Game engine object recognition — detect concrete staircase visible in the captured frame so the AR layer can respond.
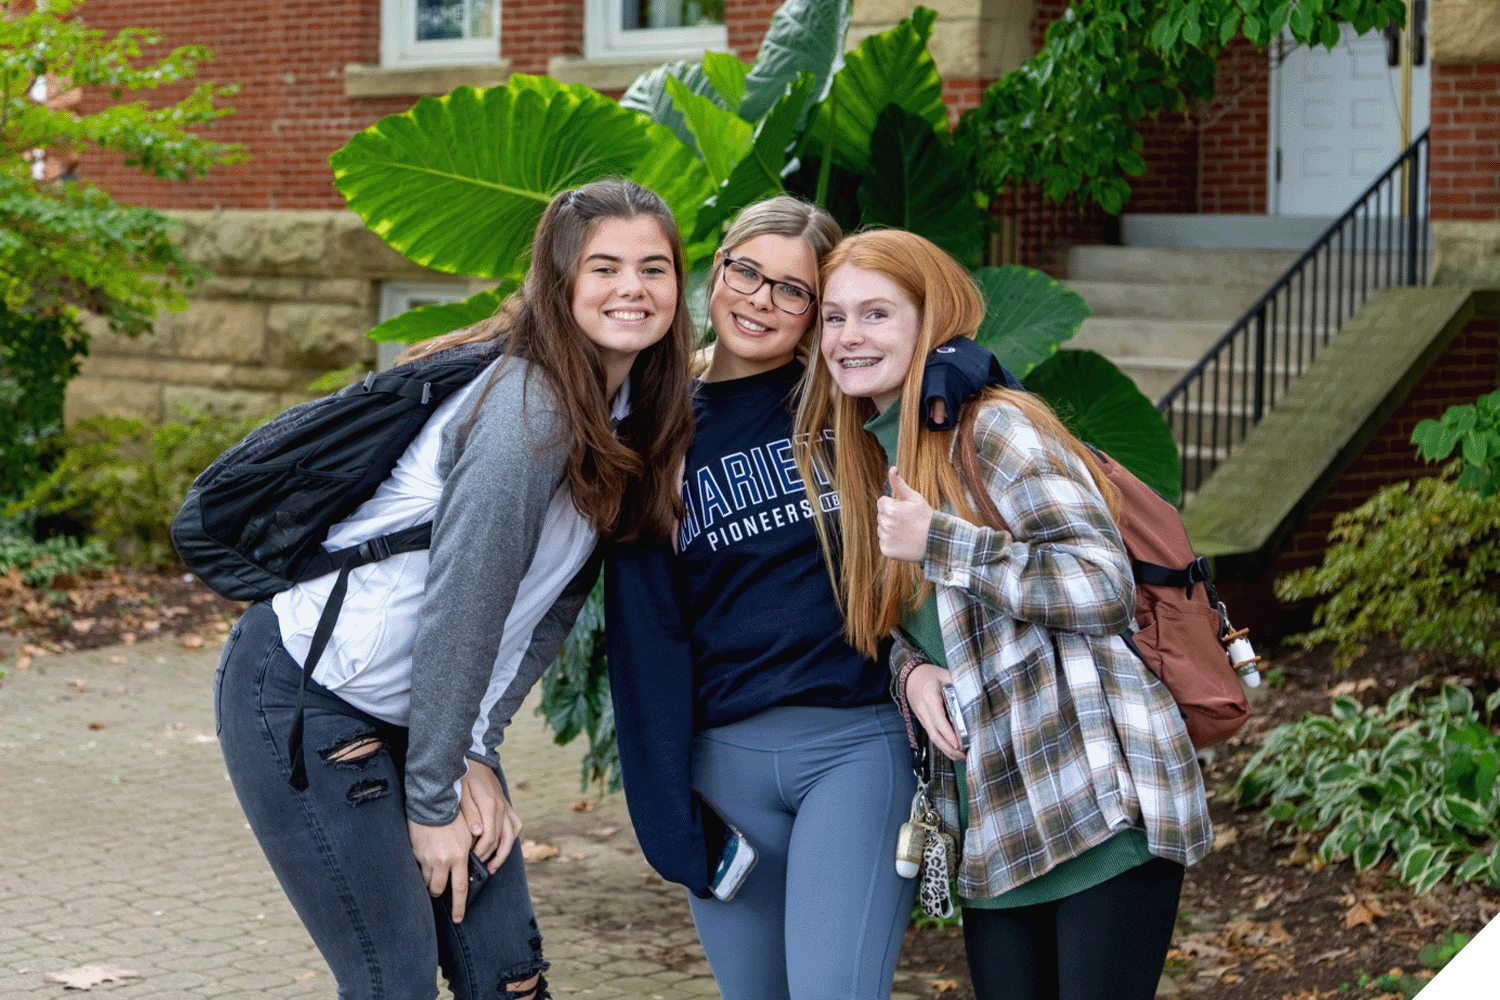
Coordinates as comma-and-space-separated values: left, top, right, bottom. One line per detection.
1065, 246, 1304, 402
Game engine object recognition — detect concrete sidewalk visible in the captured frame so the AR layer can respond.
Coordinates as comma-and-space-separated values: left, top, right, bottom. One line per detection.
0, 637, 932, 999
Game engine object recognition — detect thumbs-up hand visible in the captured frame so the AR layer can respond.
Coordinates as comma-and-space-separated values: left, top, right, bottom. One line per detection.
877, 467, 934, 564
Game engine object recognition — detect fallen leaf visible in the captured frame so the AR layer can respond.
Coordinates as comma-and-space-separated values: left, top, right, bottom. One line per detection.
588, 826, 619, 838
70, 618, 95, 634
1342, 900, 1378, 929
108, 655, 124, 664
932, 979, 958, 994
15, 655, 30, 669
1287, 841, 1312, 866
521, 840, 559, 861
1213, 826, 1239, 851
571, 799, 593, 812
88, 721, 105, 731
181, 635, 204, 650
1253, 891, 1279, 910
120, 633, 135, 645
1327, 678, 1377, 697
1310, 947, 1351, 963
294, 970, 320, 981
43, 964, 141, 989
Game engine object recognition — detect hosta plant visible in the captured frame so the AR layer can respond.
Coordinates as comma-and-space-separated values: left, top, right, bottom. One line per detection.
1234, 680, 1500, 893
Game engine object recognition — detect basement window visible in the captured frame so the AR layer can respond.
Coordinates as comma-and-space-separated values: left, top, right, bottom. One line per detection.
376, 282, 473, 371
382, 0, 500, 68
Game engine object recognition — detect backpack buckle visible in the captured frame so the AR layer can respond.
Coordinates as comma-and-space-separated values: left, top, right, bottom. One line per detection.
356, 534, 392, 563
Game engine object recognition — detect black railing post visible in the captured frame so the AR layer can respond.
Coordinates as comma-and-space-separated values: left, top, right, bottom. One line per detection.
1252, 309, 1267, 423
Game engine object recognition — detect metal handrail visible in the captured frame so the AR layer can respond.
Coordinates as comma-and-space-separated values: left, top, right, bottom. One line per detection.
1157, 128, 1431, 502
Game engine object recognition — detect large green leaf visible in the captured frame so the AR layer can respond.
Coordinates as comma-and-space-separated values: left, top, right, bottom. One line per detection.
665, 75, 754, 186
973, 266, 1089, 379
703, 51, 752, 114
803, 6, 948, 173
630, 121, 720, 269
619, 60, 720, 153
331, 75, 712, 281
857, 105, 984, 270
332, 76, 664, 279
367, 284, 515, 344
1022, 349, 1183, 505
692, 72, 816, 243
738, 0, 852, 123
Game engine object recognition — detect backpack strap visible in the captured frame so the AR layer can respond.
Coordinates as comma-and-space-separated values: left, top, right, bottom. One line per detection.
286, 522, 433, 790
1132, 555, 1213, 601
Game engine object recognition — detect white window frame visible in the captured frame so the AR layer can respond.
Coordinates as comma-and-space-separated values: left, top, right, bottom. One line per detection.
585, 0, 728, 60
376, 282, 473, 371
381, 0, 501, 69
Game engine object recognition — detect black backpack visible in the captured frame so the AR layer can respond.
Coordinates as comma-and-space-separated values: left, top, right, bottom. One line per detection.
172, 339, 501, 788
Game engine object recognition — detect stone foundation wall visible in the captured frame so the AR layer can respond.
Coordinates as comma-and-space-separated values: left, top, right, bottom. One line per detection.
66, 210, 477, 424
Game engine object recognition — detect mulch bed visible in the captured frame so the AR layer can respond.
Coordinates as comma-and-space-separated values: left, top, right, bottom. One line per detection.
899, 639, 1499, 1000
4, 572, 1495, 999
0, 567, 247, 667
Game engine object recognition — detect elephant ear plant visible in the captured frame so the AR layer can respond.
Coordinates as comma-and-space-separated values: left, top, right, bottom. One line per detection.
328, 1, 1181, 790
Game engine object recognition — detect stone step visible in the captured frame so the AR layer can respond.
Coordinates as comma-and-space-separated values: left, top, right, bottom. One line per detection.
1066, 246, 1303, 288
1071, 317, 1230, 360
1068, 281, 1260, 322
1114, 357, 1305, 404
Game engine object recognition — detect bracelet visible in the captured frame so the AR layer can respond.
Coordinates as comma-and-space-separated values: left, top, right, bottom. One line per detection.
895, 657, 928, 750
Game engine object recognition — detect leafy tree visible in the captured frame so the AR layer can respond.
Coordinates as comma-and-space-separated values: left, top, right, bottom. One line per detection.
0, 0, 242, 494
330, 2, 1183, 788
958, 0, 1406, 213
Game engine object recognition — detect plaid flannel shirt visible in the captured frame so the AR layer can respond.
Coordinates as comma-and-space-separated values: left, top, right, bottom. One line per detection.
892, 401, 1213, 900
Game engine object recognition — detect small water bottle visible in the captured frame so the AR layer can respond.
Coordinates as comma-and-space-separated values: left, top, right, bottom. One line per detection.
1219, 603, 1261, 688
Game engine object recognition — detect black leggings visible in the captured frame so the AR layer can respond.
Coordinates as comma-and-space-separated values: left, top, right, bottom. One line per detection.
962, 856, 1184, 1000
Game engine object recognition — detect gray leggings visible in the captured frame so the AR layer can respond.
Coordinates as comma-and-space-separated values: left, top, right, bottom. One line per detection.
689, 703, 918, 1000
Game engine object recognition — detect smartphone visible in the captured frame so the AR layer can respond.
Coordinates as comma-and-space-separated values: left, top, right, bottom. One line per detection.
465, 850, 491, 901
709, 824, 758, 902
942, 683, 970, 753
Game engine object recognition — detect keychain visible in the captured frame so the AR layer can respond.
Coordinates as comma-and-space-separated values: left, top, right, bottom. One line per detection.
895, 775, 956, 918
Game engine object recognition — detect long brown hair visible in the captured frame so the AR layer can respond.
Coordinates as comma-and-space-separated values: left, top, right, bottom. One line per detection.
794, 229, 1118, 657
398, 179, 694, 544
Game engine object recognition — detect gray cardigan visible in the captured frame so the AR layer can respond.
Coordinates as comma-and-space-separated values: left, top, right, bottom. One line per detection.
405, 358, 602, 826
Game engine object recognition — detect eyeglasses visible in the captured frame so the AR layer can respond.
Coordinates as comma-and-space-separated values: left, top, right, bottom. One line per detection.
720, 257, 816, 316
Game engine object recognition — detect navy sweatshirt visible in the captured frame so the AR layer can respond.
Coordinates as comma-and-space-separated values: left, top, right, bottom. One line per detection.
605, 360, 887, 895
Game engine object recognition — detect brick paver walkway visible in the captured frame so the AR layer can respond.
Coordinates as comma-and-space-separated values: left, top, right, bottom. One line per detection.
0, 637, 932, 999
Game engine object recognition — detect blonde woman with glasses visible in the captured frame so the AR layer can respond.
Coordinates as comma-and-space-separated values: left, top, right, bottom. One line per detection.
606, 197, 919, 1000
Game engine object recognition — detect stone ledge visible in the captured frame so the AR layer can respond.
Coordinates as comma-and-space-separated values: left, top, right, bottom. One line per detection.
1182, 286, 1497, 573
1433, 220, 1500, 289
343, 60, 512, 98
1430, 0, 1500, 63
547, 55, 673, 92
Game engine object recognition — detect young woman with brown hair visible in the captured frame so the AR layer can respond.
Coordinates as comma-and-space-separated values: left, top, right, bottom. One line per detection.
606, 197, 920, 1000
214, 179, 695, 1000
797, 229, 1213, 1000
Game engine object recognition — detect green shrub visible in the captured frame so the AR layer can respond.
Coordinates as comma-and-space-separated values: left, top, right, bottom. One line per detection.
1275, 473, 1500, 669
5, 412, 262, 565
1233, 680, 1500, 893
0, 534, 113, 587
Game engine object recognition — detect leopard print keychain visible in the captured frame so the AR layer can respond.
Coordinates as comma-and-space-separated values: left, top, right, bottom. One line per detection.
896, 781, 956, 919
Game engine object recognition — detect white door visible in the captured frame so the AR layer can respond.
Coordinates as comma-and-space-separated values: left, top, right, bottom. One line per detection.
1273, 22, 1430, 217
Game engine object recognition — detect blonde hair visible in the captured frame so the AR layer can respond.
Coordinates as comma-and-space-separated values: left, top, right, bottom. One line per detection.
694, 195, 842, 374
793, 229, 1118, 657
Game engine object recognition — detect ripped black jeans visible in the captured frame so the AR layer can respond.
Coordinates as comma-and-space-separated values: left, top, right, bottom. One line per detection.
215, 602, 547, 1000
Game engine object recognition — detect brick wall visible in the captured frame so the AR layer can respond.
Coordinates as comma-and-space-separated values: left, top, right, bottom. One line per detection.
1429, 62, 1500, 222
502, 0, 582, 75
73, 0, 413, 211
725, 0, 780, 60
1197, 37, 1270, 214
